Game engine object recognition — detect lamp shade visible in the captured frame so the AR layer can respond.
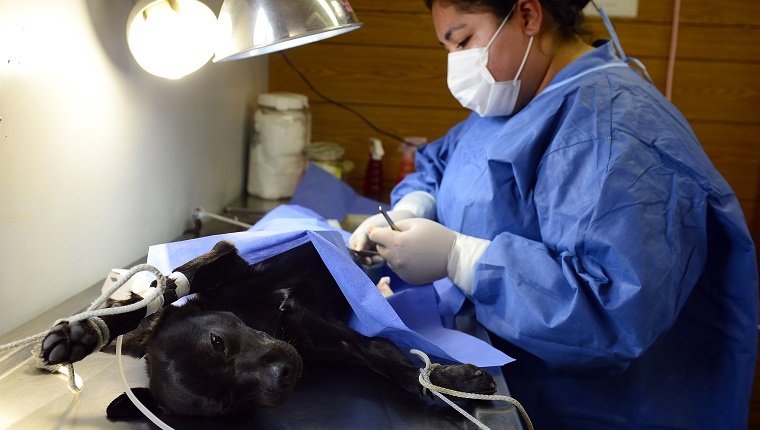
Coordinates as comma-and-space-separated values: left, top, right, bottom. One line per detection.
214, 0, 362, 62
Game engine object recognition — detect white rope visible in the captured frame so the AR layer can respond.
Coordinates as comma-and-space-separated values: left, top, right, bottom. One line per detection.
0, 264, 168, 392
410, 349, 534, 430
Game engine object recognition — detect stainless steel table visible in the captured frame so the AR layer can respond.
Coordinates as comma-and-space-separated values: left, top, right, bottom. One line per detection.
0, 198, 525, 429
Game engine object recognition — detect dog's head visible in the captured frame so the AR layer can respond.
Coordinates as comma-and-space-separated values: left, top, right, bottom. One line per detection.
110, 302, 303, 417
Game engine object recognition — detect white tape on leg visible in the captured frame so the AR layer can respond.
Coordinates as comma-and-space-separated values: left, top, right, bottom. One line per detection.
169, 272, 190, 298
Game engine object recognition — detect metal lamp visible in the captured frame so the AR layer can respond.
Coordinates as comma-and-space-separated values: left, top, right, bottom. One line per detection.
213, 0, 362, 63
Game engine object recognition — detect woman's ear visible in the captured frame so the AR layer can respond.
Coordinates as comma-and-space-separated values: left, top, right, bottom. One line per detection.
517, 0, 543, 37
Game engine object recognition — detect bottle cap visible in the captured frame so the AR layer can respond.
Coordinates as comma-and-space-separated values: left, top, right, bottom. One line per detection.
369, 137, 385, 160
258, 92, 309, 111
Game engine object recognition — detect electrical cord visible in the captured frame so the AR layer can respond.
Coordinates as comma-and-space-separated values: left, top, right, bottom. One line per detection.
280, 52, 408, 144
665, 0, 682, 100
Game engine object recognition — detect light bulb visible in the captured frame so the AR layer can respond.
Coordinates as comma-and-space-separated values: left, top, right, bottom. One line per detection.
126, 0, 217, 79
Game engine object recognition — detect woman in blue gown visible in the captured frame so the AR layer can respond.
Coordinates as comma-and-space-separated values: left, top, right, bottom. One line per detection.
349, 0, 758, 428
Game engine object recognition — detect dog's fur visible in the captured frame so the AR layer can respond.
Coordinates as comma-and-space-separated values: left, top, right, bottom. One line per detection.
40, 240, 495, 417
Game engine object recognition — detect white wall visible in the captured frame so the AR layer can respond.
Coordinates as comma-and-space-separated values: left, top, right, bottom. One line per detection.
0, 0, 268, 335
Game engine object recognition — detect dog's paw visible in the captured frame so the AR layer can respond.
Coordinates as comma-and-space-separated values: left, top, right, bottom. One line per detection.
429, 364, 496, 395
41, 320, 99, 365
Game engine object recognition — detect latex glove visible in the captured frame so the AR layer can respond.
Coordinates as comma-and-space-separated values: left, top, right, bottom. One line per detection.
349, 191, 437, 253
368, 218, 456, 285
369, 218, 491, 290
349, 209, 415, 257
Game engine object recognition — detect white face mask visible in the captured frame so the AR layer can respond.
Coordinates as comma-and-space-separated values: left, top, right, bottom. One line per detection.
446, 9, 533, 117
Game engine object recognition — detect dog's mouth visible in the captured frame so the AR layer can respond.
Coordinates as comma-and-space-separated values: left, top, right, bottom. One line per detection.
257, 386, 296, 408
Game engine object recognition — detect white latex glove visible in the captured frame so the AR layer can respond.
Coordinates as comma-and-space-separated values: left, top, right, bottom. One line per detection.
369, 218, 491, 290
370, 218, 454, 285
349, 209, 415, 255
350, 191, 437, 251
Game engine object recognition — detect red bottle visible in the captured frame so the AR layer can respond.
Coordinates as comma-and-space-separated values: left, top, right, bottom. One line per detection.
395, 137, 425, 185
363, 138, 385, 201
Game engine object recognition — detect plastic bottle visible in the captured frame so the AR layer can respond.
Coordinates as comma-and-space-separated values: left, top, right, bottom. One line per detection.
395, 137, 425, 185
362, 138, 385, 201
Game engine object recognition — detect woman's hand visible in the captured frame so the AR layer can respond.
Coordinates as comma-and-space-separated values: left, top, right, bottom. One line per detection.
348, 210, 415, 263
368, 218, 457, 285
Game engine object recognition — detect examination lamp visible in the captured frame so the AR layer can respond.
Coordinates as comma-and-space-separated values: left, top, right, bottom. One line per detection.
213, 0, 362, 62
126, 0, 362, 79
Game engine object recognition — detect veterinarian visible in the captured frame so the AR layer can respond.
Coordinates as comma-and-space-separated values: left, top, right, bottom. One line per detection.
349, 0, 758, 428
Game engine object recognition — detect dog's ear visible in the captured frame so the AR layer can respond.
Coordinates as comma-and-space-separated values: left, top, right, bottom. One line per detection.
106, 388, 158, 420
100, 309, 164, 358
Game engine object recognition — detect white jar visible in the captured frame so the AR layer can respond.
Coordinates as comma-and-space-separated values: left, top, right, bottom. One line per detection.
248, 92, 311, 199
305, 141, 346, 179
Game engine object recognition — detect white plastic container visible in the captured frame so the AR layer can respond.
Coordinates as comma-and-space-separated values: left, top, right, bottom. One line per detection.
248, 92, 311, 199
305, 141, 346, 178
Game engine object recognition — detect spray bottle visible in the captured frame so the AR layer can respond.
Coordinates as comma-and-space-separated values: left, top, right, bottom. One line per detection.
395, 137, 425, 185
362, 137, 385, 201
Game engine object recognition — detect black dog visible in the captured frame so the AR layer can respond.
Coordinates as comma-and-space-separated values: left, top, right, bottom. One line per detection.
40, 240, 496, 417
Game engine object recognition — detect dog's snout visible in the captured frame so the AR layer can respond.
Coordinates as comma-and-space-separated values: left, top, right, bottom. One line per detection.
234, 339, 303, 407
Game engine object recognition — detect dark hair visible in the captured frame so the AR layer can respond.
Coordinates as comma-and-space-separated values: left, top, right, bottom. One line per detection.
423, 0, 591, 40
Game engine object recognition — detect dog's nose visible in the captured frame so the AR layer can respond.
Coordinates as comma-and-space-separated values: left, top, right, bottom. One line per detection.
265, 359, 296, 387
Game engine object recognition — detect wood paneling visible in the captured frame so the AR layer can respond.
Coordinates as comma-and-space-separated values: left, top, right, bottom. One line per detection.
274, 49, 760, 123
692, 122, 760, 202
271, 45, 459, 109
322, 12, 760, 63
585, 21, 760, 62
344, 0, 760, 24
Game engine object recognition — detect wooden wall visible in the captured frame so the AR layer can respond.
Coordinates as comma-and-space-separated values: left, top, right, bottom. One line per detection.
269, 0, 760, 424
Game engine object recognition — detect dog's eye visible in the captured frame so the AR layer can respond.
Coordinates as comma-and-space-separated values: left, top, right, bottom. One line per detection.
209, 333, 225, 352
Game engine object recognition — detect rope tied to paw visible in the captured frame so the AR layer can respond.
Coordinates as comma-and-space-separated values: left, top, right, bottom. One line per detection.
0, 264, 169, 392
410, 349, 534, 430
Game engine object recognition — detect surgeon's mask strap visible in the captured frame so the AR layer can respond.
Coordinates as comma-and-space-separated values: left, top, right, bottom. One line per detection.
481, 4, 530, 85
513, 36, 533, 83
486, 5, 515, 51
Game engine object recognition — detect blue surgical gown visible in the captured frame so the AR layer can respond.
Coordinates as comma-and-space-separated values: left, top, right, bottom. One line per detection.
392, 42, 758, 429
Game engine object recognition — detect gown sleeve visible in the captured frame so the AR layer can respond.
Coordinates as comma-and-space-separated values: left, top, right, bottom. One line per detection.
472, 130, 713, 372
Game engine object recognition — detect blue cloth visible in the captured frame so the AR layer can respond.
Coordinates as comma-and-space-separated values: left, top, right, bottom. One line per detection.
148, 204, 511, 368
393, 42, 758, 429
291, 163, 390, 220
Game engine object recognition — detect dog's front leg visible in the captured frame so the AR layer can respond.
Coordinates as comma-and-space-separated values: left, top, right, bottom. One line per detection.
41, 240, 248, 365
41, 292, 153, 365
